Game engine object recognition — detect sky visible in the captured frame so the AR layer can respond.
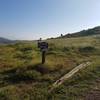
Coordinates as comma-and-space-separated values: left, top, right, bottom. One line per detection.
0, 0, 100, 40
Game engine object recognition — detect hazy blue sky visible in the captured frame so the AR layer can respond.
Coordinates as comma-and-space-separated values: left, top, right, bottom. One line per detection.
0, 0, 100, 40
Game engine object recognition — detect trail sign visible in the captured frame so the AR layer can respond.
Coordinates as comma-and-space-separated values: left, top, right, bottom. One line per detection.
37, 41, 48, 64
38, 42, 48, 51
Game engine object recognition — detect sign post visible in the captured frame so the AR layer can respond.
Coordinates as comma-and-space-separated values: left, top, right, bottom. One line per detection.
38, 40, 48, 64
42, 51, 46, 64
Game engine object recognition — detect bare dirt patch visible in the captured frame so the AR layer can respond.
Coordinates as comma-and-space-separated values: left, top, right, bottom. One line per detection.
85, 89, 100, 100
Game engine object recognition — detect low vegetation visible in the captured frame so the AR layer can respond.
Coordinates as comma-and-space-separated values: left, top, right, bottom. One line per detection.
0, 35, 100, 100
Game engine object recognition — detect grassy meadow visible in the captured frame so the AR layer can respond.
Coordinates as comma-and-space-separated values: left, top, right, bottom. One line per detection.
0, 35, 100, 100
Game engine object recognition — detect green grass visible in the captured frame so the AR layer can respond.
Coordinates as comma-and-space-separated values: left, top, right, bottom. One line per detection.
0, 35, 100, 100
51, 63, 100, 100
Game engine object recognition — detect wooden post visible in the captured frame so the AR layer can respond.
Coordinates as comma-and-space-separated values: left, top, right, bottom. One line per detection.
37, 40, 48, 64
42, 51, 46, 64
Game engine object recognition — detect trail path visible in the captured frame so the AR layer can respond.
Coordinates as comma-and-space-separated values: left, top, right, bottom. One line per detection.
49, 62, 91, 92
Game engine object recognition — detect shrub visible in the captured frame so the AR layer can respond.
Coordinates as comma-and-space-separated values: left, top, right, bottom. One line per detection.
62, 47, 69, 52
19, 47, 33, 52
8, 70, 41, 83
22, 70, 41, 80
79, 46, 96, 53
0, 92, 7, 100
14, 51, 32, 60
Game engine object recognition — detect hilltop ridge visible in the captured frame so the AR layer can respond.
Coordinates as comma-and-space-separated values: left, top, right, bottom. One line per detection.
59, 26, 100, 38
0, 37, 14, 44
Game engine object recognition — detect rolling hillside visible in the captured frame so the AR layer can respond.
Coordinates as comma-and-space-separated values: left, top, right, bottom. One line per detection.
0, 37, 14, 44
60, 26, 100, 38
0, 34, 100, 100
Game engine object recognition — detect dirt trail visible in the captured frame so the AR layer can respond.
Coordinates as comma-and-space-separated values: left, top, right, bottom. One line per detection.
49, 62, 91, 92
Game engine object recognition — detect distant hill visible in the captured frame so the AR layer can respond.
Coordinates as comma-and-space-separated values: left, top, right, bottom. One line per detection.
0, 37, 15, 44
60, 26, 100, 38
